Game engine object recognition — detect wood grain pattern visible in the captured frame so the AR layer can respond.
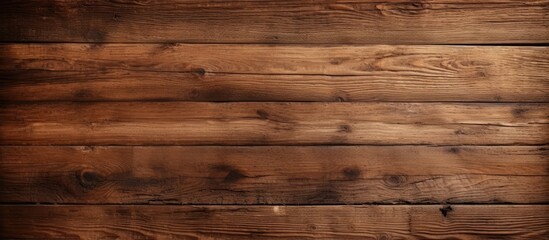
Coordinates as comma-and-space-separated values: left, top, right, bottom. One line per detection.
1, 146, 547, 204
0, 1, 547, 43
1, 44, 548, 102
1, 0, 548, 238
1, 102, 547, 145
1, 205, 547, 239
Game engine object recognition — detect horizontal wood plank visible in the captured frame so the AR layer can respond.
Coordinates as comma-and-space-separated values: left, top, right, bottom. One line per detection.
1, 102, 547, 145
1, 146, 547, 204
0, 1, 547, 43
1, 205, 547, 239
1, 44, 548, 102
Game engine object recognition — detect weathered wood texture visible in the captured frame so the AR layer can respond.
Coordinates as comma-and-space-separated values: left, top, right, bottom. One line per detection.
1, 44, 548, 102
1, 205, 547, 239
1, 146, 547, 204
1, 1, 548, 238
0, 1, 548, 44
1, 102, 547, 145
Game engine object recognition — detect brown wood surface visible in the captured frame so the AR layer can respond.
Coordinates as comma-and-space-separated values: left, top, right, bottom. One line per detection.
1, 102, 547, 145
1, 205, 547, 239
1, 1, 548, 238
0, 1, 548, 44
1, 146, 547, 204
1, 44, 548, 102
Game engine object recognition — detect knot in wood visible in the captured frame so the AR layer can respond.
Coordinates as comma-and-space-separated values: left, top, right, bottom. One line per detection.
383, 175, 406, 187
77, 169, 105, 189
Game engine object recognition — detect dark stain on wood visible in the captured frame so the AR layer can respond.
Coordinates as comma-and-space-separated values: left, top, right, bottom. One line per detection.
77, 170, 105, 189
112, 13, 122, 21
342, 167, 361, 180
88, 43, 103, 50
84, 30, 107, 42
454, 129, 466, 135
335, 96, 346, 102
211, 164, 249, 184
256, 110, 269, 119
440, 205, 453, 217
193, 68, 206, 77
447, 147, 460, 154
330, 57, 349, 65
308, 184, 342, 203
115, 208, 131, 217
161, 43, 179, 50
512, 108, 528, 117
338, 124, 352, 133
224, 169, 248, 183
197, 87, 241, 102
377, 233, 391, 240
73, 89, 94, 99
113, 171, 175, 190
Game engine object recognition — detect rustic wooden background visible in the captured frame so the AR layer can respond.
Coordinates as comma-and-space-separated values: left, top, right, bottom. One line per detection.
1, 0, 548, 239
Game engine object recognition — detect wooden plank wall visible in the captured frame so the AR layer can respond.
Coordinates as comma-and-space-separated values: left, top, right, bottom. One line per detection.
0, 0, 548, 239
